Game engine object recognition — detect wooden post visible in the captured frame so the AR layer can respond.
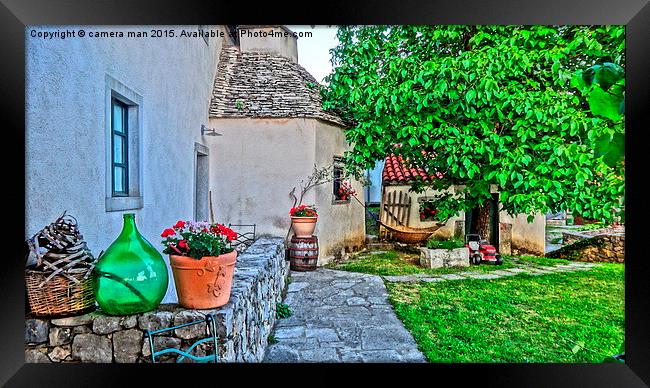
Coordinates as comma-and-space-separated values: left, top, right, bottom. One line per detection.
405, 196, 412, 227
394, 191, 404, 224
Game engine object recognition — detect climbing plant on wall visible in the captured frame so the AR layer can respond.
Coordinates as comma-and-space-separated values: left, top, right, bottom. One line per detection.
323, 25, 625, 232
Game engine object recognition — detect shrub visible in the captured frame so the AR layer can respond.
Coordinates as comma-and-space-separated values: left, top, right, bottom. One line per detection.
426, 237, 465, 250
276, 302, 293, 319
576, 222, 606, 231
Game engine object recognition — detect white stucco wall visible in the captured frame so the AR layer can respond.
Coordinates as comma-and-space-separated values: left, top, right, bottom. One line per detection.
500, 212, 546, 255
208, 117, 365, 265
207, 117, 316, 237
26, 25, 227, 303
314, 121, 366, 263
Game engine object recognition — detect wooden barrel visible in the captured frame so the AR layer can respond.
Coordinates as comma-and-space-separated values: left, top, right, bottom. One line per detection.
289, 236, 319, 271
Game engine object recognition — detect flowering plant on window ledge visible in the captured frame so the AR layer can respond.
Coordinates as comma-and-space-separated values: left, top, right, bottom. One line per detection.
289, 204, 318, 218
419, 201, 438, 221
160, 220, 237, 260
337, 180, 356, 201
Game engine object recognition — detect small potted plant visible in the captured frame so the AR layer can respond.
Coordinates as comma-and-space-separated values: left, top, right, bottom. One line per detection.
161, 221, 238, 309
289, 204, 318, 238
337, 180, 356, 201
419, 201, 438, 221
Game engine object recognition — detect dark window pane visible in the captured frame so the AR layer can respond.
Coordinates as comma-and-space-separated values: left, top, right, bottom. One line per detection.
333, 157, 344, 200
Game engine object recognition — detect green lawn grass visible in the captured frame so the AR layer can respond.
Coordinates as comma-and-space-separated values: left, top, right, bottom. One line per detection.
335, 251, 624, 362
333, 251, 570, 276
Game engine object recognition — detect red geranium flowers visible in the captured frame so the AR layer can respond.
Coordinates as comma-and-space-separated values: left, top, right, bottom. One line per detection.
212, 223, 238, 242
337, 180, 356, 201
160, 220, 238, 260
161, 228, 176, 238
290, 204, 318, 217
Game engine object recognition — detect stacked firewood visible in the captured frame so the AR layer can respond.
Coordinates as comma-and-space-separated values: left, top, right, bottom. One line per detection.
26, 211, 96, 287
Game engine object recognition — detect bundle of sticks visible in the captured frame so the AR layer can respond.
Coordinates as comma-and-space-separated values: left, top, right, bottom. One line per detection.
25, 211, 96, 287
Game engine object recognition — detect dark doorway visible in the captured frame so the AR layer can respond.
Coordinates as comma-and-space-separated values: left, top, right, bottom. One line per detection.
465, 193, 500, 246
194, 143, 209, 222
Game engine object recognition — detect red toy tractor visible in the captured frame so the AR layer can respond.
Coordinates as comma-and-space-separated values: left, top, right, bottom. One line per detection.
465, 234, 503, 265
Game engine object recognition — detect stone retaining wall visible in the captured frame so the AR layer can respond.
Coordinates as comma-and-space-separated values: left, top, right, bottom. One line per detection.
549, 231, 624, 263
25, 237, 289, 363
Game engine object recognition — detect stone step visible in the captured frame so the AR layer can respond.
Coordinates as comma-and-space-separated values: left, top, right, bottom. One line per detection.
366, 242, 396, 251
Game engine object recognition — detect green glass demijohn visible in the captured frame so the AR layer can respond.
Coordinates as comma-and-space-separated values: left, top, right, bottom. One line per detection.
94, 213, 169, 315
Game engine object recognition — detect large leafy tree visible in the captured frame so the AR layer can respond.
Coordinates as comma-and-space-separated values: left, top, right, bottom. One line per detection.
323, 25, 625, 235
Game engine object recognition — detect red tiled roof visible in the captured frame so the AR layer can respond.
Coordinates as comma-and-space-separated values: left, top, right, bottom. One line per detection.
382, 154, 439, 184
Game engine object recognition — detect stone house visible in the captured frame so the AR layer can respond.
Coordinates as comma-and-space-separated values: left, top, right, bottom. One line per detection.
380, 153, 546, 255
208, 26, 365, 264
25, 24, 365, 304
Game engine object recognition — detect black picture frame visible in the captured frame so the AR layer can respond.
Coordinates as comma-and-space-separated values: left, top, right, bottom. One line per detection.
3, 0, 648, 386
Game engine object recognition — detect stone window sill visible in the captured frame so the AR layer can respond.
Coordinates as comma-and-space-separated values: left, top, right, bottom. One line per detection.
105, 196, 143, 212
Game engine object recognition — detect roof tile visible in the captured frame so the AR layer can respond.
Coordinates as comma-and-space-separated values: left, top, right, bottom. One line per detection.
382, 154, 438, 185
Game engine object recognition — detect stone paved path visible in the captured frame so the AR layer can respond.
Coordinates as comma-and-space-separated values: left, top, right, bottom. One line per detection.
382, 261, 598, 283
263, 269, 426, 363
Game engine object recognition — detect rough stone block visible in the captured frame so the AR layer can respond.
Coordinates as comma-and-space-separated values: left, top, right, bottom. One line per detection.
113, 329, 143, 363
287, 282, 310, 293
51, 313, 94, 327
346, 297, 367, 306
274, 326, 305, 339
25, 349, 51, 363
263, 345, 299, 362
93, 315, 122, 335
466, 273, 502, 280
48, 345, 71, 362
141, 336, 182, 358
361, 326, 416, 351
305, 327, 339, 342
72, 334, 113, 363
138, 311, 174, 332
25, 319, 48, 344
121, 315, 138, 329
419, 247, 469, 269
420, 277, 445, 282
173, 310, 208, 339
360, 349, 403, 362
72, 325, 92, 334
383, 275, 419, 283
300, 348, 340, 362
439, 273, 466, 280
49, 327, 71, 346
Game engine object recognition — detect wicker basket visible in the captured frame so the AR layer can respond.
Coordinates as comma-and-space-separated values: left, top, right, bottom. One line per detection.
25, 269, 96, 317
383, 224, 444, 244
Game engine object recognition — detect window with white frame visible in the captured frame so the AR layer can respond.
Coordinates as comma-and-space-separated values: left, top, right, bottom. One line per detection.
105, 75, 143, 212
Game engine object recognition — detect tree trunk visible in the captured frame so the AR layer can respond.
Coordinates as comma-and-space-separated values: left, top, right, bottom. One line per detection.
475, 201, 491, 241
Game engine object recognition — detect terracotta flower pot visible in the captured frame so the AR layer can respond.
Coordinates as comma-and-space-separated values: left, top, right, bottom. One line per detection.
291, 216, 318, 238
170, 250, 237, 309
